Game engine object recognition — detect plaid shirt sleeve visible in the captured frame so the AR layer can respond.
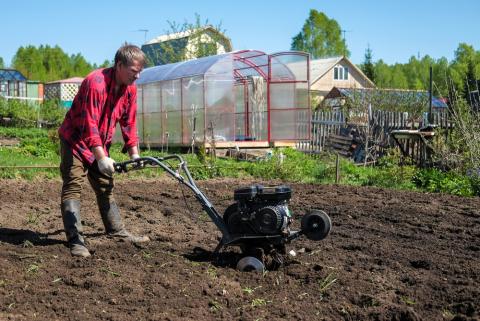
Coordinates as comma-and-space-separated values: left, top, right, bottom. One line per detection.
119, 86, 139, 151
81, 86, 104, 149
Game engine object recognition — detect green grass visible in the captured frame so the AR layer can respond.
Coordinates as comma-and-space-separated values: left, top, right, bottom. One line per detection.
1, 126, 479, 196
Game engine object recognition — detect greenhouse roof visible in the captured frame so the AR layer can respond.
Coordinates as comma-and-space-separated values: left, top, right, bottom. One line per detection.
138, 50, 270, 85
0, 69, 27, 81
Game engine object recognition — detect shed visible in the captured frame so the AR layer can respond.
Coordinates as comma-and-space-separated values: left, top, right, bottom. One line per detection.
0, 69, 27, 98
135, 50, 310, 149
44, 77, 83, 107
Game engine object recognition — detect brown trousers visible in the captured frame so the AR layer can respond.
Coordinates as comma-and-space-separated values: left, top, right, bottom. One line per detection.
60, 140, 115, 204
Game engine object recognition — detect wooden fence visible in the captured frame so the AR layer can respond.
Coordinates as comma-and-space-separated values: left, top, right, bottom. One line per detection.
297, 110, 451, 165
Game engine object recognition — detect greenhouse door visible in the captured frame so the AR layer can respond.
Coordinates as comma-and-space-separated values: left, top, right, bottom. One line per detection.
268, 52, 310, 142
234, 78, 268, 142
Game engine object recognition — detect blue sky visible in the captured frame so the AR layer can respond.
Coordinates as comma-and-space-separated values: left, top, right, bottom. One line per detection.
2, 0, 479, 67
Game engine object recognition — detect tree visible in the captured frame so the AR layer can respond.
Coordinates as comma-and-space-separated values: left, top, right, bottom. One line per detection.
0, 57, 4, 68
291, 9, 349, 58
361, 45, 375, 83
12, 45, 96, 82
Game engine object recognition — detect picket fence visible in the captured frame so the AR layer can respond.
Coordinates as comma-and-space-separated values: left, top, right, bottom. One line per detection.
296, 110, 451, 164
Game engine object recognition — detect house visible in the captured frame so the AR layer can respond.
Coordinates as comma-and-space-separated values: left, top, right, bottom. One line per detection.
44, 77, 83, 108
0, 69, 27, 98
141, 26, 233, 66
0, 68, 43, 103
310, 56, 375, 107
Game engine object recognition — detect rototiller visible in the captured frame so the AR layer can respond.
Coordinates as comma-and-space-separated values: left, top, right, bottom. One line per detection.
114, 155, 331, 271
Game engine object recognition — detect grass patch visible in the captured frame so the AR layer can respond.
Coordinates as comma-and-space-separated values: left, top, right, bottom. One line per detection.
1, 126, 479, 196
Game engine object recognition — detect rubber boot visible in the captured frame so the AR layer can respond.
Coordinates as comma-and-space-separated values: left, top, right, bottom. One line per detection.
99, 200, 150, 243
61, 199, 91, 257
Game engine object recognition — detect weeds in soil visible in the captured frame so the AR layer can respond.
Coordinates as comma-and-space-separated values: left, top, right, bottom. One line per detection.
442, 308, 454, 319
319, 272, 337, 294
242, 286, 262, 295
400, 296, 416, 306
141, 250, 153, 259
99, 267, 121, 277
26, 212, 41, 225
0, 279, 7, 287
22, 240, 34, 248
52, 278, 62, 283
26, 263, 40, 275
209, 300, 222, 312
251, 298, 269, 308
206, 265, 217, 279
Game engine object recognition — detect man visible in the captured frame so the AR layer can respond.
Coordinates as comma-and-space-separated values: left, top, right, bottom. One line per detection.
58, 44, 149, 257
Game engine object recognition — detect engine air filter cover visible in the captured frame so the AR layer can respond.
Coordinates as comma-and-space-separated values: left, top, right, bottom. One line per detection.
234, 185, 291, 202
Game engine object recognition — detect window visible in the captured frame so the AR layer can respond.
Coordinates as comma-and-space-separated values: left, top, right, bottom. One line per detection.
334, 66, 349, 80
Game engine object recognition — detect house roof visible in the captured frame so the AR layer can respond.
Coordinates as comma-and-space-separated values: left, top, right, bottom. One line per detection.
326, 87, 448, 108
0, 69, 27, 81
145, 25, 231, 47
46, 77, 84, 84
310, 56, 375, 87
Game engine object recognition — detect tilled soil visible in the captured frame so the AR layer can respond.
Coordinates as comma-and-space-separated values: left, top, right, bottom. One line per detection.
0, 177, 479, 321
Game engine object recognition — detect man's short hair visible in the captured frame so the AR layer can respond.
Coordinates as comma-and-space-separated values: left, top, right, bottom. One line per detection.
114, 44, 146, 67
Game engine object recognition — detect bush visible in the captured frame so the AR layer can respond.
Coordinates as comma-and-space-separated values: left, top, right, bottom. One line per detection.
412, 169, 475, 196
0, 97, 66, 127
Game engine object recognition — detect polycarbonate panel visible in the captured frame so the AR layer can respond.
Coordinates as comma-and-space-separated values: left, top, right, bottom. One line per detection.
269, 83, 295, 109
182, 76, 205, 144
205, 112, 235, 142
295, 82, 309, 110
270, 109, 310, 140
204, 72, 235, 141
248, 111, 268, 141
137, 53, 230, 85
142, 82, 161, 113
270, 53, 308, 82
162, 80, 181, 111
142, 112, 163, 143
137, 86, 143, 114
165, 111, 182, 144
235, 84, 245, 113
234, 113, 246, 140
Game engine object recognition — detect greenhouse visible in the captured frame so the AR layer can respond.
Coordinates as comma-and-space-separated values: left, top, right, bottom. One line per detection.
136, 50, 310, 149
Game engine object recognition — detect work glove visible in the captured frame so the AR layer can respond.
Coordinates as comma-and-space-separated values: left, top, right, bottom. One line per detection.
98, 157, 115, 176
130, 153, 145, 168
130, 153, 140, 160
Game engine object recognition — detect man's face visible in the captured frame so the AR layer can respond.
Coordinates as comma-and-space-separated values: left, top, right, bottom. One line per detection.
117, 60, 143, 86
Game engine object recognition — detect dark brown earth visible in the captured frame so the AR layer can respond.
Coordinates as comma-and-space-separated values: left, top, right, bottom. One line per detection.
0, 176, 479, 321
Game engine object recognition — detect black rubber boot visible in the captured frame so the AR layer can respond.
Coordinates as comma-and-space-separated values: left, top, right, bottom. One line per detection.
61, 199, 91, 257
99, 200, 150, 243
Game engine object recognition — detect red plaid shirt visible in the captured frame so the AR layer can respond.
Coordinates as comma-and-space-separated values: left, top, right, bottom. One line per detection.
58, 67, 139, 165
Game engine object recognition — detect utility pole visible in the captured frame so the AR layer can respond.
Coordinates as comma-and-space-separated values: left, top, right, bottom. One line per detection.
136, 29, 149, 44
340, 29, 351, 57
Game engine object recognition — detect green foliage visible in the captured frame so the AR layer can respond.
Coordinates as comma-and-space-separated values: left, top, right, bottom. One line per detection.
1, 127, 479, 196
0, 56, 4, 68
12, 44, 95, 82
368, 43, 480, 99
361, 46, 375, 83
0, 97, 66, 127
412, 169, 474, 196
291, 9, 349, 58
